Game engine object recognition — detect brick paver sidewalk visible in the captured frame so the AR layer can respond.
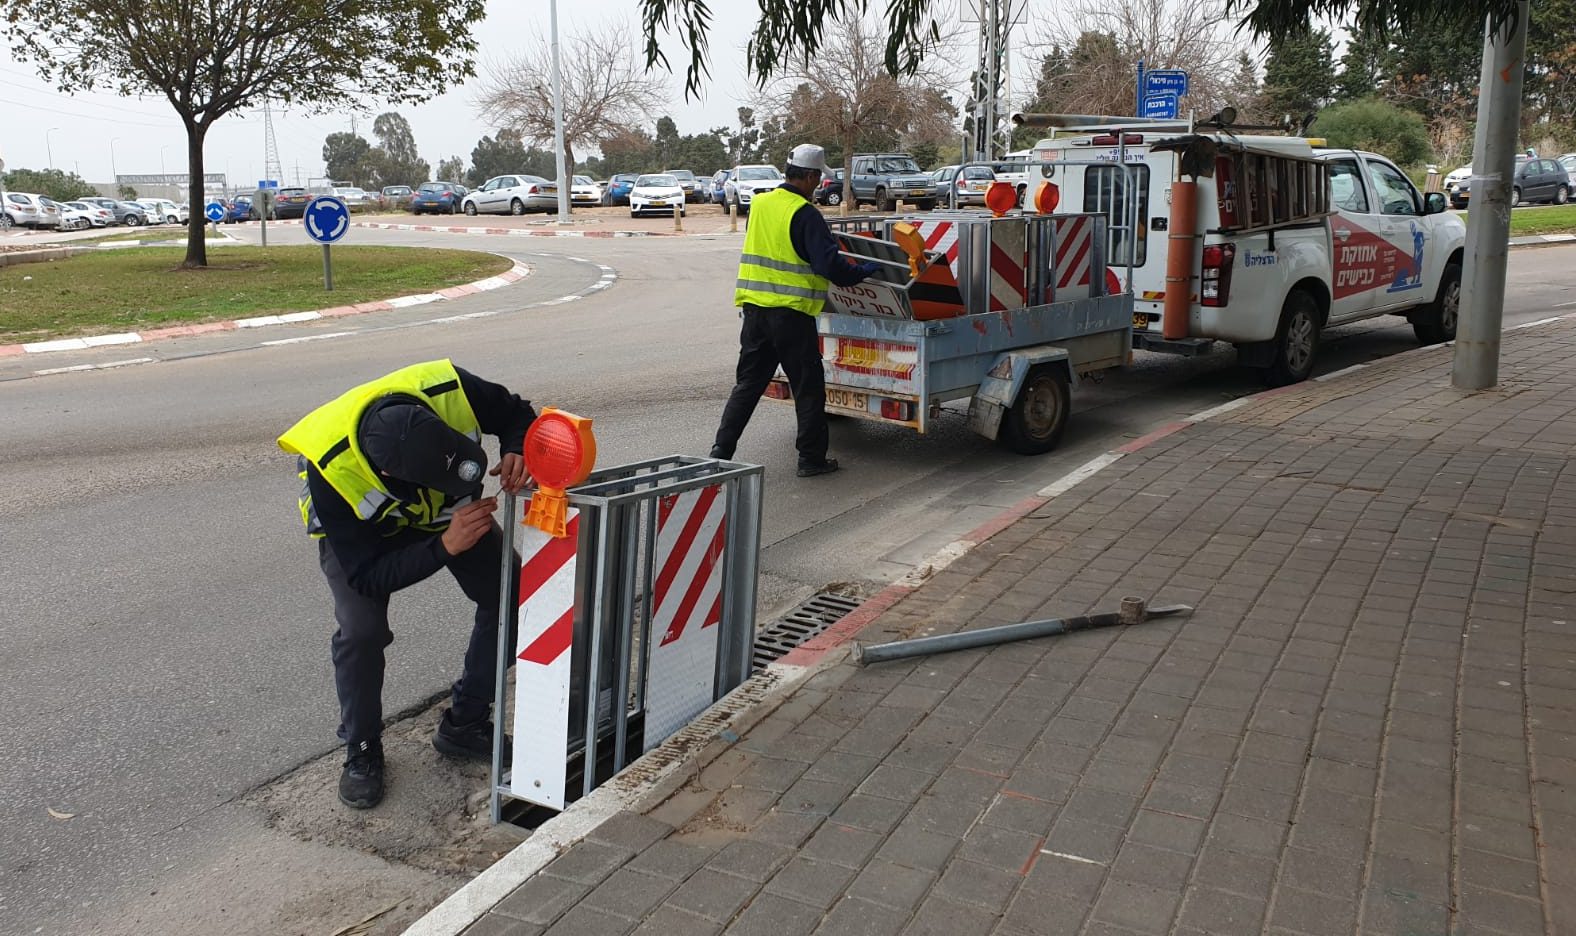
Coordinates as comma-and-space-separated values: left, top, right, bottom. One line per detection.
459, 321, 1576, 936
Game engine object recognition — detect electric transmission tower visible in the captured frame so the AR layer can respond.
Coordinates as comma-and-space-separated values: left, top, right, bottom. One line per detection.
262, 101, 284, 186
964, 0, 1027, 162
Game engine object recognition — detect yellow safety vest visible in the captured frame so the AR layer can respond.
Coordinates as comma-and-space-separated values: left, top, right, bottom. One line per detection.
733, 187, 830, 316
278, 359, 482, 538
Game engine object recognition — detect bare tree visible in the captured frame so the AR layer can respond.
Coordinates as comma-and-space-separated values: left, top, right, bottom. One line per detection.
473, 21, 668, 170
1032, 0, 1247, 117
758, 16, 961, 213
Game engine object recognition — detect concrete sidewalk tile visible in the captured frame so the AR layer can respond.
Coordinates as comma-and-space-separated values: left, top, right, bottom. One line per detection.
844, 859, 935, 912
811, 896, 906, 936
1267, 886, 1356, 935
903, 895, 1000, 936
1458, 812, 1539, 861
580, 868, 680, 920
664, 867, 761, 923
1206, 813, 1287, 858
493, 874, 595, 926
1175, 886, 1266, 935
589, 812, 675, 852
875, 821, 959, 872
1110, 841, 1196, 891
723, 892, 822, 936
1458, 847, 1542, 899
800, 822, 884, 869
542, 904, 635, 935
1277, 844, 1361, 896
764, 856, 858, 909
1090, 879, 1182, 934
957, 823, 1044, 873
1000, 855, 1106, 933
628, 906, 720, 936
462, 914, 543, 935
627, 838, 721, 880
1457, 884, 1548, 935
709, 840, 795, 882
980, 790, 1058, 833
778, 777, 858, 817
540, 840, 635, 886
1128, 808, 1207, 855
934, 857, 1020, 911
1142, 780, 1218, 820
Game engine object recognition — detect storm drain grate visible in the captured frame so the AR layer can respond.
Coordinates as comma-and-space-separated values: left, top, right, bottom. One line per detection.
752, 592, 864, 670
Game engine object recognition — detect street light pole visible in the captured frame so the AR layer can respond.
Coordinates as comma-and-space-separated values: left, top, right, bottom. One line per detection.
46, 127, 59, 170
110, 137, 120, 184
1453, 1, 1530, 391
549, 0, 571, 223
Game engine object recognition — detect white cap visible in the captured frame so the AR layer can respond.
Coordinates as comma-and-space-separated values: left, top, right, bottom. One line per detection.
787, 143, 831, 175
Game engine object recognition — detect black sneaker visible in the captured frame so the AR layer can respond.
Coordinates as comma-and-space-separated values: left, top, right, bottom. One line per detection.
796, 458, 840, 478
709, 445, 733, 460
339, 740, 385, 809
433, 709, 508, 762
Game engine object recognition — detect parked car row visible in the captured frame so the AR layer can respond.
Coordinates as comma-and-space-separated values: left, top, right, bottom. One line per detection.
0, 190, 205, 230
1444, 153, 1576, 210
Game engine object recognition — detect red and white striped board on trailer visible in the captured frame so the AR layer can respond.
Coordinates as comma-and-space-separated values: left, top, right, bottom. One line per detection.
1051, 215, 1096, 301
914, 220, 961, 275
643, 484, 728, 752
988, 221, 1028, 311
510, 509, 580, 810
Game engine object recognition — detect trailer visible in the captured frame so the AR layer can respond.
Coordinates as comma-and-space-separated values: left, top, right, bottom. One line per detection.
767, 196, 1135, 454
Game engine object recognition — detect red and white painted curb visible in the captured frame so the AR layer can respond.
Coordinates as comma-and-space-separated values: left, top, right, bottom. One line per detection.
0, 260, 531, 358
271, 218, 683, 238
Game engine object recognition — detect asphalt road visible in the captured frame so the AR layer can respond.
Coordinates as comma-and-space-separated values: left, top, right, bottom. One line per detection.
3, 226, 1574, 935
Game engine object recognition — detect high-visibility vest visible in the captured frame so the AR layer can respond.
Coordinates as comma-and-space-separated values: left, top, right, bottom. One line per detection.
733, 187, 830, 316
277, 359, 482, 538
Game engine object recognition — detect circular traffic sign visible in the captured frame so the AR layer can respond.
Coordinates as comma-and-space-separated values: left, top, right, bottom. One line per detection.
303, 195, 350, 244
204, 201, 226, 223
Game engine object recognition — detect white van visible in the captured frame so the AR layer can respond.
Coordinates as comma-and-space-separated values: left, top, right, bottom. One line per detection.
1033, 127, 1466, 384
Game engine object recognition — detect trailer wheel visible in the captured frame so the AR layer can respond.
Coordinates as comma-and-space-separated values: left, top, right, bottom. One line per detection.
1411, 261, 1460, 345
1265, 289, 1320, 386
1000, 364, 1071, 455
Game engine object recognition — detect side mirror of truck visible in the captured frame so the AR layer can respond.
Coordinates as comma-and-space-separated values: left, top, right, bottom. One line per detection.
1424, 192, 1448, 215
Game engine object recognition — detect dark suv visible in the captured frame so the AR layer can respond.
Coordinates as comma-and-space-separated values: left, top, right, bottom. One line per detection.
848, 154, 936, 211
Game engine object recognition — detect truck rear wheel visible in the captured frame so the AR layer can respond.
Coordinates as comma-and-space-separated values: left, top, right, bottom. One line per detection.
1000, 365, 1071, 455
1411, 262, 1460, 345
1265, 290, 1320, 386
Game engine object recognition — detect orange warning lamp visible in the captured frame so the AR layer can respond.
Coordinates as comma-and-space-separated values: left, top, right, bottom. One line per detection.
985, 181, 1017, 217
891, 221, 926, 278
523, 408, 596, 537
1033, 181, 1061, 214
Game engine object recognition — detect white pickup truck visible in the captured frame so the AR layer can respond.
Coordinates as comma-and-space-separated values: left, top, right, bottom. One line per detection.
1034, 128, 1466, 384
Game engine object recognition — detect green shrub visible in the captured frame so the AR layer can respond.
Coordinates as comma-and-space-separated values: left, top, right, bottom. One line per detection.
1314, 98, 1432, 166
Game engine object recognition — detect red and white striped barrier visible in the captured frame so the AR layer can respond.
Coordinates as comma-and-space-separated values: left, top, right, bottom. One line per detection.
1052, 215, 1096, 300
510, 510, 581, 810
643, 484, 728, 750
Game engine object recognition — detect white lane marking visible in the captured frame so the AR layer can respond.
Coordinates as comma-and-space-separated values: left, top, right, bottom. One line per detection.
260, 331, 356, 346
1040, 850, 1106, 866
1514, 316, 1564, 328
1185, 397, 1253, 422
34, 357, 155, 376
1035, 451, 1125, 499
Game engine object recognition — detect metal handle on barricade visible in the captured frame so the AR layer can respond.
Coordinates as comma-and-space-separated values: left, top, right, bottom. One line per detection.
490, 491, 517, 825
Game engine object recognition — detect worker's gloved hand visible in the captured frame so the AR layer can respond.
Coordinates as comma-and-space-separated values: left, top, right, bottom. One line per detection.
856, 261, 883, 280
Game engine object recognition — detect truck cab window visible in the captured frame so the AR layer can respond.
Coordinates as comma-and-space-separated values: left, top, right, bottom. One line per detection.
1328, 160, 1370, 214
1367, 160, 1420, 216
1083, 165, 1150, 266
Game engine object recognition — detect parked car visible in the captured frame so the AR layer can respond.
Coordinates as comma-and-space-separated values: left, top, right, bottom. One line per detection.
461, 175, 556, 215
333, 186, 371, 208
814, 169, 847, 206
271, 187, 311, 219
725, 164, 784, 214
603, 173, 638, 206
629, 173, 686, 217
847, 153, 936, 210
665, 169, 700, 203
379, 185, 413, 210
227, 196, 256, 222
411, 181, 464, 215
932, 165, 996, 207
710, 169, 731, 208
142, 198, 188, 224
76, 196, 145, 226
131, 200, 165, 223
570, 175, 603, 207
54, 199, 95, 230
4, 191, 62, 228
1511, 157, 1569, 207
64, 200, 114, 227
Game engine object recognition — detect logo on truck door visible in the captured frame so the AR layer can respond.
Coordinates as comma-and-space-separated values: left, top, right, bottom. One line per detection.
1333, 218, 1425, 299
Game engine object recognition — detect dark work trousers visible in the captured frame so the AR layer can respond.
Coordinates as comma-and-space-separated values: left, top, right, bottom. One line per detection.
713, 303, 828, 465
319, 526, 520, 748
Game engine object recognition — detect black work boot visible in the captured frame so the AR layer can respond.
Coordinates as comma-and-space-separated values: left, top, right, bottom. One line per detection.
709, 445, 733, 460
339, 739, 385, 809
796, 458, 840, 478
433, 708, 508, 762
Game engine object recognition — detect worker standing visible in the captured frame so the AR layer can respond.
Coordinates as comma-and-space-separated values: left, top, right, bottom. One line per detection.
278, 359, 535, 809
710, 143, 882, 477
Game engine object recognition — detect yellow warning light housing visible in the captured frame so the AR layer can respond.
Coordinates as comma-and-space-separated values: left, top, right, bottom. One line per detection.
523, 408, 597, 537
891, 221, 926, 278
1305, 137, 1327, 147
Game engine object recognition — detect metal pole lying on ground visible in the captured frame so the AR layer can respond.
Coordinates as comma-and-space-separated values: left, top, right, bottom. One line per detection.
854, 597, 1191, 666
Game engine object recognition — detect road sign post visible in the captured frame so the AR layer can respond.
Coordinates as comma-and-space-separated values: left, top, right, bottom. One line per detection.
204, 200, 225, 236
1137, 68, 1188, 120
302, 195, 350, 291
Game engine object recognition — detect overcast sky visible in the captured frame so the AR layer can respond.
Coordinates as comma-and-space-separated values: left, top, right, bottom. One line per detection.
0, 0, 777, 187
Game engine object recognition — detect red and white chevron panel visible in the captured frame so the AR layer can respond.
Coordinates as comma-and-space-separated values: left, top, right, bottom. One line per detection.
1052, 215, 1096, 300
915, 220, 962, 275
988, 221, 1028, 311
643, 484, 728, 751
510, 509, 580, 810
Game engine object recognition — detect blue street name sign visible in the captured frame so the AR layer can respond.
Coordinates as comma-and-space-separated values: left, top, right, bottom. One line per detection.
258, 179, 279, 189
303, 195, 350, 244
204, 201, 227, 223
1145, 69, 1189, 99
1143, 93, 1179, 120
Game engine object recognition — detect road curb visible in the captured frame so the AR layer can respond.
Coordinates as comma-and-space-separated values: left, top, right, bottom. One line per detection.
0, 259, 532, 358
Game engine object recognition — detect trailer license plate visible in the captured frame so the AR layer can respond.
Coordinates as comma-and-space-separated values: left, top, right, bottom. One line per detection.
826, 388, 867, 411
1132, 313, 1149, 330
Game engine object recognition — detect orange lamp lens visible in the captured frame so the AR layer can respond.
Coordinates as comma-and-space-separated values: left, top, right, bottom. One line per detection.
985, 181, 1017, 216
523, 408, 596, 490
1034, 181, 1061, 214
